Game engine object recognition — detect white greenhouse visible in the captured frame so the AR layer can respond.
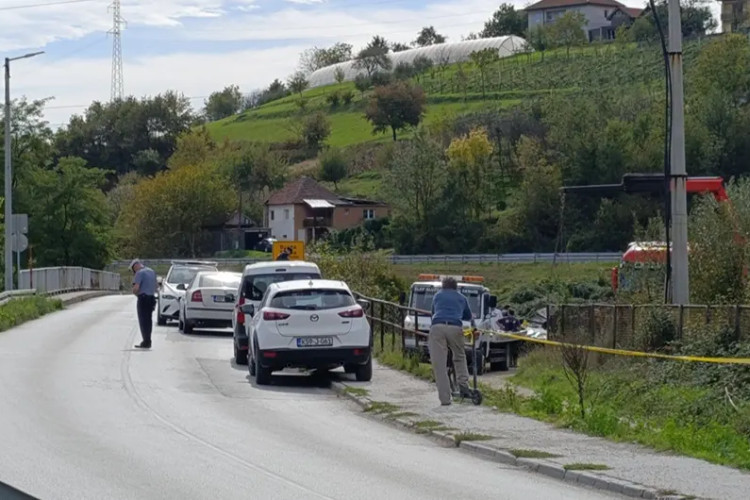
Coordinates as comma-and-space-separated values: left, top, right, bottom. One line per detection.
307, 35, 529, 88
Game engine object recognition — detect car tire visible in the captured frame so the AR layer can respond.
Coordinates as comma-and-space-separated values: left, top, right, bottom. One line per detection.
249, 354, 256, 376
343, 363, 356, 374
355, 356, 373, 382
157, 313, 167, 326
178, 316, 184, 331
234, 342, 248, 365
254, 345, 271, 385
184, 319, 194, 334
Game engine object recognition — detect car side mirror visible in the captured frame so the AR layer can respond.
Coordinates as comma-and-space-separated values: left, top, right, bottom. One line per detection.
176, 283, 186, 291
240, 304, 255, 316
488, 295, 498, 309
357, 299, 371, 312
398, 291, 406, 305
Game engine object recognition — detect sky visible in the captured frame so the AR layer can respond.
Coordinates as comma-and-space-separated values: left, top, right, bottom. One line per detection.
0, 0, 718, 129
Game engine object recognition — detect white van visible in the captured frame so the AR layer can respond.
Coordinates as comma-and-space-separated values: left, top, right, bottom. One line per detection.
231, 261, 322, 365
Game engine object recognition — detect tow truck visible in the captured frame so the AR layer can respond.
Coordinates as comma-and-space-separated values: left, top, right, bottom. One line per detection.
400, 274, 520, 373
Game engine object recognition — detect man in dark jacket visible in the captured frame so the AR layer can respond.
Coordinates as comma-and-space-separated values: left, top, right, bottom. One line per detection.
130, 259, 157, 349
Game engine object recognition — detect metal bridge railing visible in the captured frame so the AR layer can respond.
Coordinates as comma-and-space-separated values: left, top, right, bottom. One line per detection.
18, 267, 122, 294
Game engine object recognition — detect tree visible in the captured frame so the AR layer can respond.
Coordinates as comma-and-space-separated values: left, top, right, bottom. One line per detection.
0, 97, 54, 190
167, 127, 217, 170
547, 11, 587, 57
301, 112, 331, 151
203, 85, 243, 121
354, 74, 372, 96
394, 62, 415, 80
287, 71, 309, 97
298, 43, 353, 74
353, 46, 392, 77
391, 42, 411, 52
480, 4, 528, 38
24, 157, 112, 268
469, 48, 500, 97
318, 148, 348, 189
55, 91, 194, 176
414, 26, 446, 46
368, 36, 390, 52
624, 1, 716, 41
365, 81, 426, 141
526, 25, 550, 52
334, 67, 346, 84
446, 127, 494, 217
118, 163, 234, 257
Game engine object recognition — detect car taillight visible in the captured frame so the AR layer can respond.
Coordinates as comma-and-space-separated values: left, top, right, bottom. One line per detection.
237, 296, 245, 324
338, 307, 364, 318
263, 311, 290, 321
191, 291, 202, 302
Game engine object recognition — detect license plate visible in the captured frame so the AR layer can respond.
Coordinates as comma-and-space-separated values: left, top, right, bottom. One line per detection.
297, 337, 333, 347
213, 295, 230, 303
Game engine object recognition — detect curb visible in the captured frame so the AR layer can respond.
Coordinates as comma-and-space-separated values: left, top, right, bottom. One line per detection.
330, 381, 692, 500
58, 291, 121, 307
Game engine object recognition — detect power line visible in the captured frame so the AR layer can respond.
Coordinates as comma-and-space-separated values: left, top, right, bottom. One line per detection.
0, 0, 95, 11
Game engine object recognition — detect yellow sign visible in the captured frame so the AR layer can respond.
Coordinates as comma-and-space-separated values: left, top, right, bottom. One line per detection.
272, 241, 305, 261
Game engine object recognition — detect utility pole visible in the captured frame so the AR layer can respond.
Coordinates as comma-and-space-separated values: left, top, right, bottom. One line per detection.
667, 0, 689, 304
4, 52, 43, 292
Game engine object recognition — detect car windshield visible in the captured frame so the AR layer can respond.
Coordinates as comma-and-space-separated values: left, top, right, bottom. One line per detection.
269, 289, 354, 310
199, 273, 241, 289
409, 285, 481, 318
168, 266, 215, 284
242, 273, 321, 301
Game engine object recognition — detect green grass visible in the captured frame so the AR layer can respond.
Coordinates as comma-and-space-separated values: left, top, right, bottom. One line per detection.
0, 296, 63, 332
564, 463, 611, 471
364, 401, 401, 415
510, 449, 562, 459
343, 386, 369, 397
454, 432, 493, 444
392, 262, 613, 300
321, 169, 385, 199
413, 420, 455, 434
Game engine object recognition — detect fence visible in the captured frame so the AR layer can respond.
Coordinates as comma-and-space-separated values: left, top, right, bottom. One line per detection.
108, 252, 621, 269
353, 292, 429, 354
548, 303, 750, 351
18, 267, 122, 294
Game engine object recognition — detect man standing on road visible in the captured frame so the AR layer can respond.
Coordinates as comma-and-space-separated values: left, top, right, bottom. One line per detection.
130, 259, 157, 349
428, 277, 475, 406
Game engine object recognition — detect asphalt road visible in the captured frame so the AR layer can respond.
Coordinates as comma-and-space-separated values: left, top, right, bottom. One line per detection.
0, 295, 621, 500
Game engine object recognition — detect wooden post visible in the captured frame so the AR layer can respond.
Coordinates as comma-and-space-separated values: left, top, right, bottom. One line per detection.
379, 301, 385, 351
735, 305, 741, 343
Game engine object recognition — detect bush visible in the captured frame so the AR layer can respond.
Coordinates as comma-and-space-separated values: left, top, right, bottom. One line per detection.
639, 308, 676, 351
0, 296, 63, 332
301, 112, 331, 151
371, 71, 392, 87
341, 89, 355, 105
326, 92, 341, 108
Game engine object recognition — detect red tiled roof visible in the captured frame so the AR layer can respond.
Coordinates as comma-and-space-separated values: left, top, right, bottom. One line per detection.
525, 0, 626, 11
266, 176, 339, 205
624, 7, 643, 17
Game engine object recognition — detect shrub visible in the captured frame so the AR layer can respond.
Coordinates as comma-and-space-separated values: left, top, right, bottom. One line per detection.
0, 296, 63, 332
341, 89, 355, 105
326, 92, 341, 108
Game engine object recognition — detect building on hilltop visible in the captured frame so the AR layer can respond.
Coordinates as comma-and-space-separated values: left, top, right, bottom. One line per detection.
264, 176, 390, 243
526, 0, 643, 42
307, 36, 528, 88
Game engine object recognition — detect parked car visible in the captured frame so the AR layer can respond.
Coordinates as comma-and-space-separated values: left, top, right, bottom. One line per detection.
240, 279, 372, 385
178, 271, 242, 333
255, 237, 277, 253
232, 261, 321, 365
157, 260, 218, 325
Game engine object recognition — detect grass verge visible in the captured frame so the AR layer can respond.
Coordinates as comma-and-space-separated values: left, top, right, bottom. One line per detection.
343, 386, 369, 397
510, 449, 562, 459
414, 420, 455, 434
364, 401, 400, 415
0, 296, 63, 332
564, 463, 611, 471
454, 432, 493, 444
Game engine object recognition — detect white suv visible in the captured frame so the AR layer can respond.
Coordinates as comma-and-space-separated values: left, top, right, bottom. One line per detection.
157, 260, 218, 325
240, 279, 372, 385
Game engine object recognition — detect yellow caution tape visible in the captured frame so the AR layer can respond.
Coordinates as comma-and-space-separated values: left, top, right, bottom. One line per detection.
483, 330, 750, 365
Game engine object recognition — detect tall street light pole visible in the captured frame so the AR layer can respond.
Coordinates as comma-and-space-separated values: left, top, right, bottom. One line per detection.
666, 0, 689, 305
4, 51, 43, 292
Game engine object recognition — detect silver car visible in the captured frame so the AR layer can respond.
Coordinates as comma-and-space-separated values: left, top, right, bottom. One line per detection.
157, 261, 218, 325
179, 271, 242, 333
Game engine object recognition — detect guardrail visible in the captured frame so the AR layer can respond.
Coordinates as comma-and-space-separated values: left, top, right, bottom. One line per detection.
109, 252, 621, 268
18, 267, 122, 294
0, 289, 37, 306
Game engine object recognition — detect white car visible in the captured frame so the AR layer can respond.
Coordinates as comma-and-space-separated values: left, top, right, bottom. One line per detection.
179, 271, 242, 333
231, 261, 322, 365
241, 279, 372, 385
157, 260, 218, 325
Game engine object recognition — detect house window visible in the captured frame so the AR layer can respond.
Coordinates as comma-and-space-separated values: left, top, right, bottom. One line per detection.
270, 210, 275, 221
284, 209, 290, 220
363, 209, 374, 220
604, 9, 608, 17
545, 9, 565, 23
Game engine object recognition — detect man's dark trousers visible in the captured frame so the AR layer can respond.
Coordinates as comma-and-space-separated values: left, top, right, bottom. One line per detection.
137, 294, 156, 345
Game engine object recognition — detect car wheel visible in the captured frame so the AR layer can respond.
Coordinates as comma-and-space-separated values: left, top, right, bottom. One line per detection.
234, 342, 248, 365
157, 313, 167, 326
183, 319, 194, 334
254, 346, 271, 385
343, 363, 356, 374
178, 316, 184, 331
355, 356, 373, 382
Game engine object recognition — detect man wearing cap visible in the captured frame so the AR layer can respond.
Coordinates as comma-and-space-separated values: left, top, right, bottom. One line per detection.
130, 259, 157, 349
429, 276, 475, 406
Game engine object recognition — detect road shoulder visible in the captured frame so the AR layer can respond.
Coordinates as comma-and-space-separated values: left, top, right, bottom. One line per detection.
332, 361, 749, 500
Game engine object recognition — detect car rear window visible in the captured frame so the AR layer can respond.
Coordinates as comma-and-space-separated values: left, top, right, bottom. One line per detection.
200, 274, 241, 288
168, 266, 216, 284
241, 272, 321, 301
269, 289, 354, 310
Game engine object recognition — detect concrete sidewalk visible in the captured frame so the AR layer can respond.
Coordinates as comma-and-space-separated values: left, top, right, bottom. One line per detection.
333, 361, 750, 500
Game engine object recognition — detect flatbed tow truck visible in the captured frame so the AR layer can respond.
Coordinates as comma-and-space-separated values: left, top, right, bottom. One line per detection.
400, 274, 521, 373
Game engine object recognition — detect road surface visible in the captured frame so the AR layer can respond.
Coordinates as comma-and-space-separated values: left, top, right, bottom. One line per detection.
0, 295, 621, 500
